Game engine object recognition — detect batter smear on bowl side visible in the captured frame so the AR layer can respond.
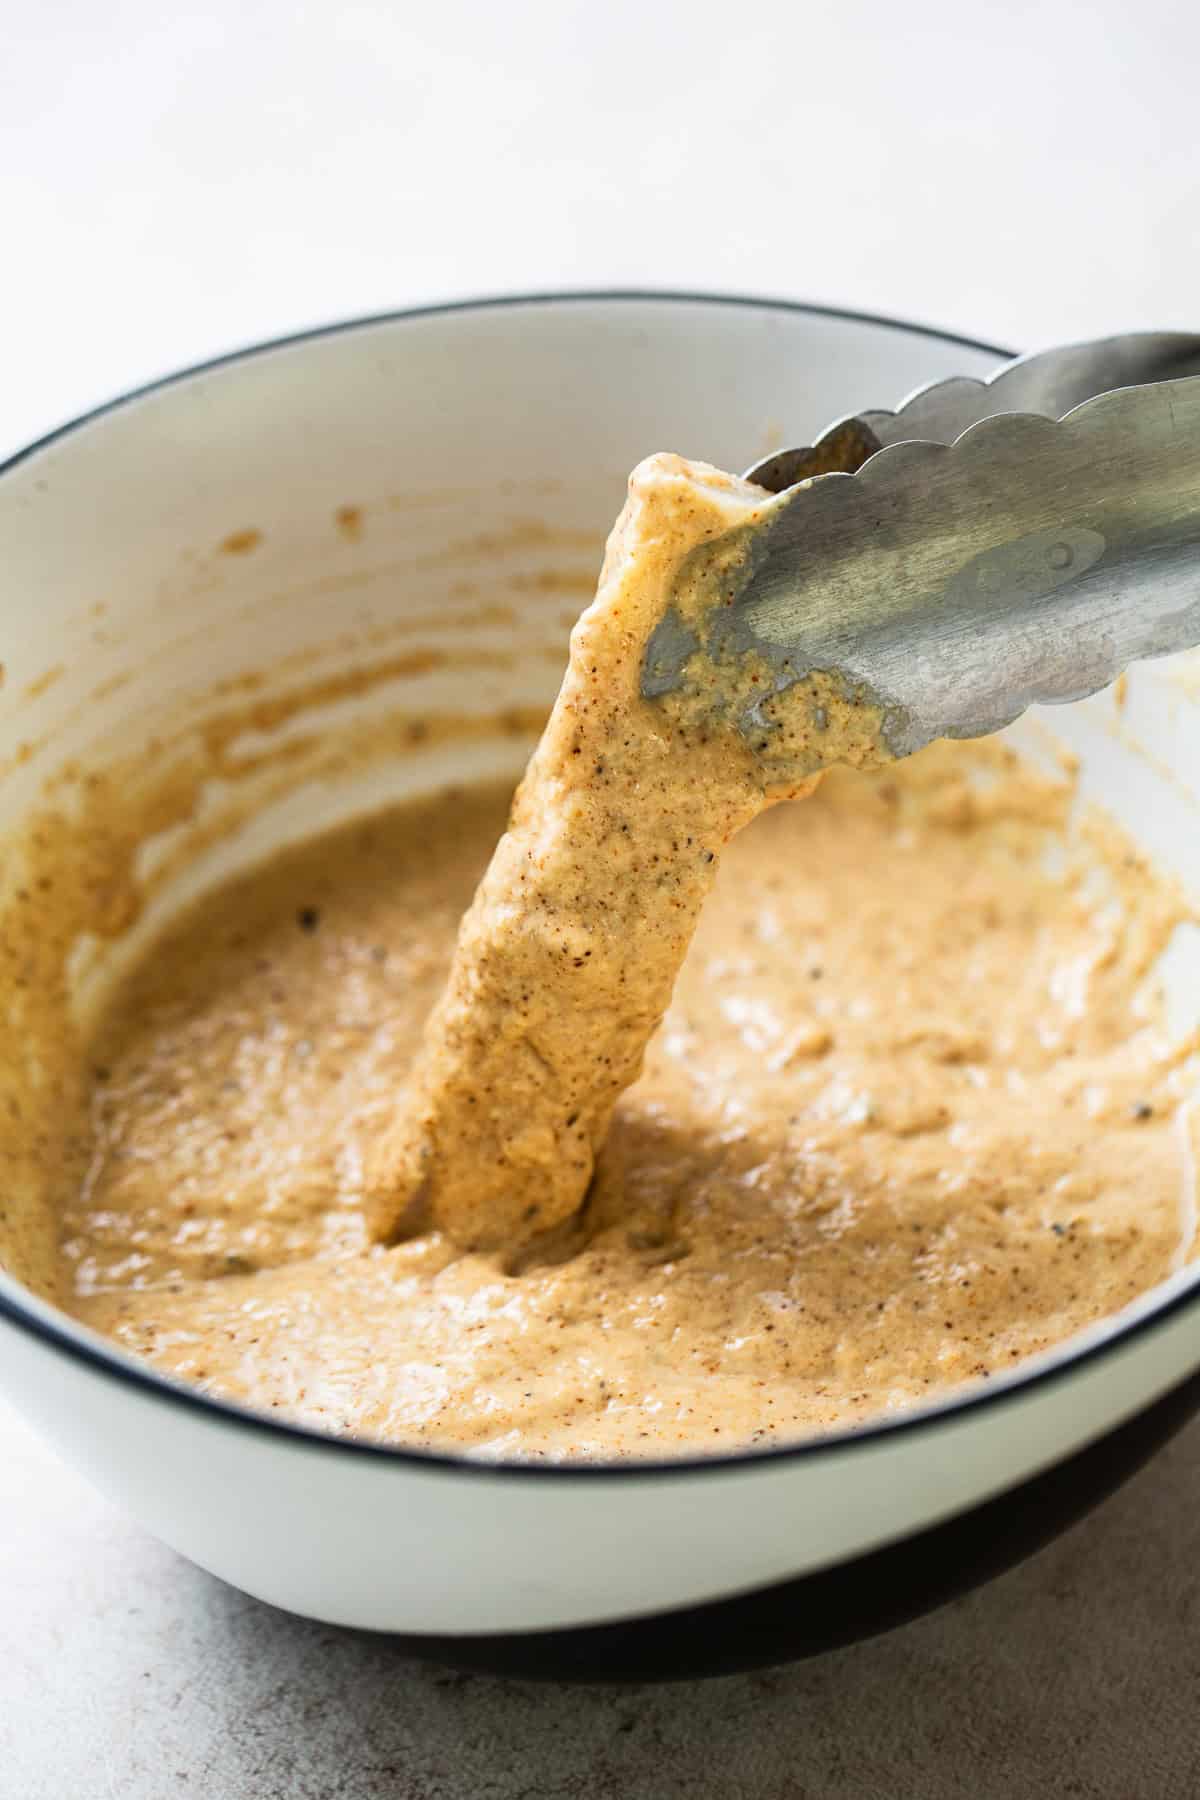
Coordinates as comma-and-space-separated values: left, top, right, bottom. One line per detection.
40, 456, 1200, 1457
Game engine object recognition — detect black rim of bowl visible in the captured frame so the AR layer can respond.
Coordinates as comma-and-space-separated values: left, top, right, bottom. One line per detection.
3, 286, 1198, 1483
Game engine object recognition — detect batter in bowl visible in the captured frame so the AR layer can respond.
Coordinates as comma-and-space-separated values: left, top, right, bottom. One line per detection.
54, 454, 1199, 1458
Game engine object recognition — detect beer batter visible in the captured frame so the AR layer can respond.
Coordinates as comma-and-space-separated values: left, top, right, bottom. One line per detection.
54, 457, 1199, 1457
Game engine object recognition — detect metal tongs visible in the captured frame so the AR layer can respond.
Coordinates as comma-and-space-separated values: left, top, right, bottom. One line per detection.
641, 333, 1200, 763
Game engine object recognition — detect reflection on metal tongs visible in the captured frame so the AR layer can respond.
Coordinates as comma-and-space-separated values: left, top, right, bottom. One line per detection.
642, 333, 1200, 762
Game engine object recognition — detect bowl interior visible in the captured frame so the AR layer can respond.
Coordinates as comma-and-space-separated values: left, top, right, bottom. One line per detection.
1, 291, 1197, 1390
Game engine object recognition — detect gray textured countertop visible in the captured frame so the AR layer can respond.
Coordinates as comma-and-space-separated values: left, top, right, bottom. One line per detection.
4, 1391, 1198, 1799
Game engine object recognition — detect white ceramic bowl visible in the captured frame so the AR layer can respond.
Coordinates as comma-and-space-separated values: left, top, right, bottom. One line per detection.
2, 294, 1199, 1680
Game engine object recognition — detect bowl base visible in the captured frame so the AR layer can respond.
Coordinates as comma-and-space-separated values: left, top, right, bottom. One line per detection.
384, 1372, 1200, 1682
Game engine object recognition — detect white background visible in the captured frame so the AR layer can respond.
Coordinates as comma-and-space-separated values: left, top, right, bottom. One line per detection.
4, 4, 1200, 1794
3, 0, 1199, 458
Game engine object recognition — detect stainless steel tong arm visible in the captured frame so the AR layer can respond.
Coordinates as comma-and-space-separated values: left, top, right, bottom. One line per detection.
641, 334, 1200, 764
